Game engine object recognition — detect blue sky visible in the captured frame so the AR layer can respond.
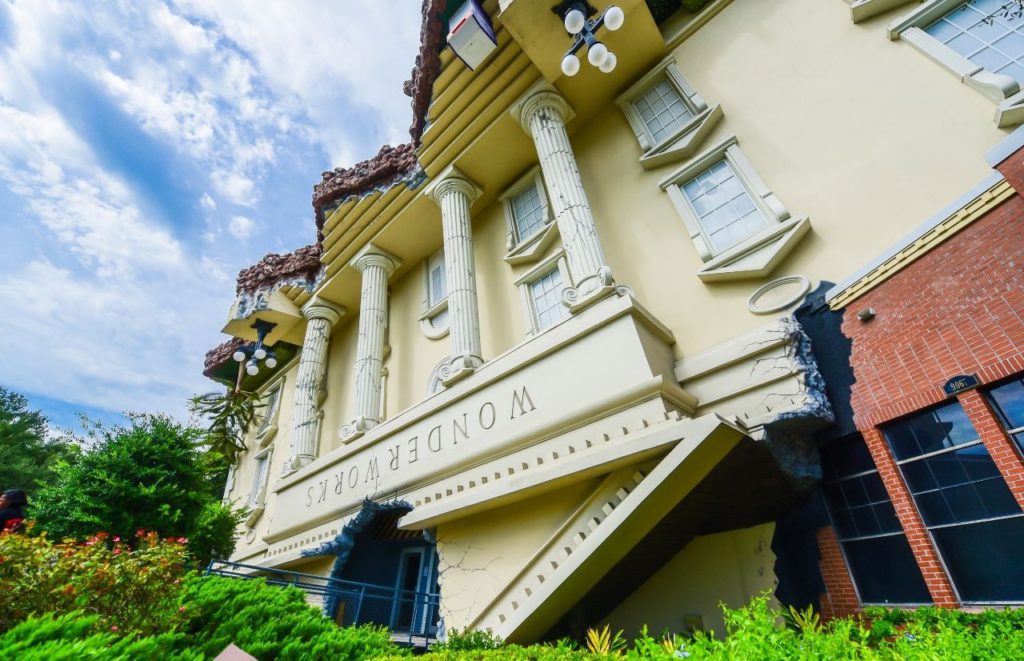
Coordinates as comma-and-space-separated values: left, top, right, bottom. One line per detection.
0, 1, 421, 434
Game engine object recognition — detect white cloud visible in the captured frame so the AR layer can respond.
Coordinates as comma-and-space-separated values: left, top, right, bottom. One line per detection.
228, 215, 255, 240
0, 0, 424, 423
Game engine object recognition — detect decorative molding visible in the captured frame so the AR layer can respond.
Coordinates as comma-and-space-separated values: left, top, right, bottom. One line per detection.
696, 217, 811, 282
888, 0, 1023, 124
349, 244, 401, 275
662, 0, 736, 50
615, 55, 723, 168
848, 0, 914, 24
747, 275, 812, 314
423, 164, 483, 206
660, 135, 808, 278
828, 178, 1014, 309
500, 167, 559, 263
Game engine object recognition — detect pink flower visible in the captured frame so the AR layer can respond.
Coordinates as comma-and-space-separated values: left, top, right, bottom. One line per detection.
110, 626, 118, 632
113, 536, 121, 543
176, 537, 188, 544
179, 606, 187, 612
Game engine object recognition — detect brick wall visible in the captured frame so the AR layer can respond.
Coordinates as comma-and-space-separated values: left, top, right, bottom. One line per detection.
841, 191, 1024, 430
823, 148, 1024, 610
815, 526, 859, 619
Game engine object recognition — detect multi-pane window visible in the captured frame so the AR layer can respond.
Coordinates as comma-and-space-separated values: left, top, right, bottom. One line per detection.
882, 401, 1024, 603
510, 183, 547, 243
257, 386, 281, 435
820, 435, 931, 604
249, 451, 271, 508
987, 377, 1024, 453
529, 268, 570, 331
427, 252, 447, 308
634, 80, 695, 145
926, 0, 1024, 84
681, 160, 767, 254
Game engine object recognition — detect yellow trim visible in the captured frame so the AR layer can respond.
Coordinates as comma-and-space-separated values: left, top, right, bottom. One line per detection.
828, 179, 1015, 309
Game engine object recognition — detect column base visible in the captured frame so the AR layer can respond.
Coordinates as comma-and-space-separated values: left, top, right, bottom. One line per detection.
339, 416, 379, 443
561, 266, 632, 314
282, 453, 315, 477
439, 354, 484, 387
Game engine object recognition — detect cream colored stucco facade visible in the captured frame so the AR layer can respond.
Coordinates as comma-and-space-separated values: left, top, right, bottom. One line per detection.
210, 0, 1013, 642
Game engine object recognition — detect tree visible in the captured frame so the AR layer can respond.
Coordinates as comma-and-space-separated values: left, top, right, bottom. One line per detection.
31, 414, 242, 566
0, 387, 76, 496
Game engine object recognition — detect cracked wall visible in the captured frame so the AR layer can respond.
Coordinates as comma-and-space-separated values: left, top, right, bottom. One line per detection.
434, 478, 600, 632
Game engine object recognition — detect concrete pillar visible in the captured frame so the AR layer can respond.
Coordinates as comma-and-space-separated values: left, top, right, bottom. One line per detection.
288, 298, 344, 471
426, 167, 484, 386
516, 90, 616, 311
340, 245, 399, 443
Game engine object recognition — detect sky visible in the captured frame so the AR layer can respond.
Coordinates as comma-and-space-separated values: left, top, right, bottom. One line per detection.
0, 0, 422, 433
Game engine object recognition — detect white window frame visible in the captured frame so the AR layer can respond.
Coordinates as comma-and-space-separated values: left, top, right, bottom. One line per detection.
889, 0, 1024, 126
418, 250, 450, 340
245, 447, 273, 526
255, 378, 284, 447
659, 135, 811, 282
616, 55, 724, 169
847, 0, 915, 24
500, 167, 559, 264
515, 251, 571, 335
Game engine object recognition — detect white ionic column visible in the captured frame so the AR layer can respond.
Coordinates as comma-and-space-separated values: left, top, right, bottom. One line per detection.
516, 90, 617, 311
425, 166, 484, 386
288, 298, 344, 472
340, 245, 399, 443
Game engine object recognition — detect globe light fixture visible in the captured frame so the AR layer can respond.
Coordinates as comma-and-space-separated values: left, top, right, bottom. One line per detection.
564, 7, 586, 34
561, 53, 581, 76
599, 51, 617, 73
231, 319, 279, 378
604, 5, 624, 30
553, 2, 625, 76
587, 42, 608, 67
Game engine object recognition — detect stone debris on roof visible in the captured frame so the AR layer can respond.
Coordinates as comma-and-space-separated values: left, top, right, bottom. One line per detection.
235, 243, 322, 296
206, 0, 448, 381
312, 0, 447, 236
203, 337, 245, 378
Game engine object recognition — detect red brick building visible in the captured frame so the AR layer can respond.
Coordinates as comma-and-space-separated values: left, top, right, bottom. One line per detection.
812, 130, 1024, 616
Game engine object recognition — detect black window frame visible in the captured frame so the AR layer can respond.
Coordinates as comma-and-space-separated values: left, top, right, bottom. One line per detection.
882, 400, 1024, 605
819, 434, 932, 606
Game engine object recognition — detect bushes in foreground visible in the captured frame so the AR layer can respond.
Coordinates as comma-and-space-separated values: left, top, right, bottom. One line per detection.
2, 528, 1021, 660
0, 575, 404, 660
402, 597, 1024, 661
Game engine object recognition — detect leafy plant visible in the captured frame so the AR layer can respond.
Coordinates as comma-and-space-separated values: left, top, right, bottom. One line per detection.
431, 627, 504, 651
585, 623, 626, 656
0, 529, 189, 635
177, 575, 406, 660
29, 414, 242, 563
0, 386, 79, 496
189, 389, 264, 465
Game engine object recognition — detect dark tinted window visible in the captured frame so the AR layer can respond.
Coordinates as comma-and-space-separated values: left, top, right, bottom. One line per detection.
883, 403, 1024, 603
820, 436, 931, 604
988, 379, 1024, 453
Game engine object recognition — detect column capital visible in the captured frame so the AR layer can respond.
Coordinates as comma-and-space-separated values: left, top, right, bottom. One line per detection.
423, 165, 482, 206
512, 87, 575, 137
301, 297, 345, 325
350, 244, 401, 275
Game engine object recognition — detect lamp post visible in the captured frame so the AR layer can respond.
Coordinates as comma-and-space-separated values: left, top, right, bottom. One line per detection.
554, 1, 625, 77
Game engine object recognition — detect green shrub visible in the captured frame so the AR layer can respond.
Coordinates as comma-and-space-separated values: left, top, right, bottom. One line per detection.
0, 612, 194, 661
0, 529, 188, 635
177, 574, 407, 660
431, 628, 505, 652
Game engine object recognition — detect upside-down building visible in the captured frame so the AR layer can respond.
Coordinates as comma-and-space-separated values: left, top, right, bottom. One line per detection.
203, 0, 1024, 641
